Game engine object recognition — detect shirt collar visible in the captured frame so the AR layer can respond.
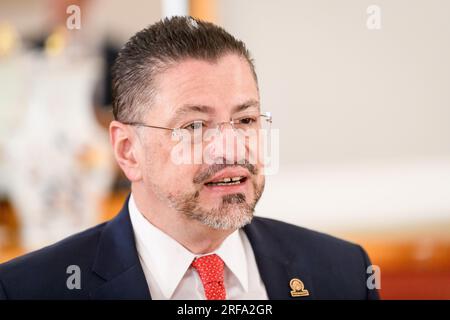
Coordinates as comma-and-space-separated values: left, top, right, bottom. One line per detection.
215, 229, 249, 292
128, 194, 249, 298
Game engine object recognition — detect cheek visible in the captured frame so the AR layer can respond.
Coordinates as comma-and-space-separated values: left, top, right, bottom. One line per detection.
146, 138, 174, 165
140, 141, 171, 179
146, 146, 198, 187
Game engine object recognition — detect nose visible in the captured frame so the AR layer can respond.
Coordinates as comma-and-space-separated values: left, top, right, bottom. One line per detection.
203, 122, 246, 165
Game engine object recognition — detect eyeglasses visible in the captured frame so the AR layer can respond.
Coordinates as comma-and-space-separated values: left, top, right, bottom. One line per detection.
122, 112, 272, 144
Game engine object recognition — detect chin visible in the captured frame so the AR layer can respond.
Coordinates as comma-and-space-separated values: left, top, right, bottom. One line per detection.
201, 212, 254, 231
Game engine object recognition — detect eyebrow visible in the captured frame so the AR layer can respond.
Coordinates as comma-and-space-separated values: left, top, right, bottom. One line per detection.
170, 99, 260, 124
233, 99, 260, 113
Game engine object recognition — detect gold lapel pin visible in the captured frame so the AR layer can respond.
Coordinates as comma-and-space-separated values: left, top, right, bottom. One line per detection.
290, 278, 310, 297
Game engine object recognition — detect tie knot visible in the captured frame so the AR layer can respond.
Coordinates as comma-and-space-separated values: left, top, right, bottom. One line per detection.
192, 254, 224, 283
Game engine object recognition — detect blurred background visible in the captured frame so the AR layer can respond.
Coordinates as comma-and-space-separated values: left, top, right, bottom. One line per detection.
0, 0, 449, 299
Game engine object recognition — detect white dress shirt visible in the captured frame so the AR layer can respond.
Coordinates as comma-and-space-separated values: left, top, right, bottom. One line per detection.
128, 194, 268, 300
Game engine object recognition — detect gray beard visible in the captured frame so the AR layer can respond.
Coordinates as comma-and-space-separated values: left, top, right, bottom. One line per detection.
168, 178, 265, 230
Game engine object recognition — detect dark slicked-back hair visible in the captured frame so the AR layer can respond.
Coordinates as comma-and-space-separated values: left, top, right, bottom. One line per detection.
111, 16, 257, 122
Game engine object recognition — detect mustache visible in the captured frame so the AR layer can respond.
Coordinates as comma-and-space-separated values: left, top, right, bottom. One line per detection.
193, 160, 258, 184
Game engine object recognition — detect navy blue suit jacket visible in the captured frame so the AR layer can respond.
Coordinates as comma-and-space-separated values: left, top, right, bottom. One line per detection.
0, 197, 379, 300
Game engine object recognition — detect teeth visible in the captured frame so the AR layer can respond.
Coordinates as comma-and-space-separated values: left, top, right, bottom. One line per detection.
212, 181, 241, 186
207, 176, 245, 186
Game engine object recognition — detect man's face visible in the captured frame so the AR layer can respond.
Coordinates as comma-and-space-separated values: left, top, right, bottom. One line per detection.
137, 54, 265, 230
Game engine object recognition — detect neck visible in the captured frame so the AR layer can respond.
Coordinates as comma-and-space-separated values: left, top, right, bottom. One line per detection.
131, 185, 234, 255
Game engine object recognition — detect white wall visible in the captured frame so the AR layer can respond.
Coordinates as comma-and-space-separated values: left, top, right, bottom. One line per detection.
218, 0, 450, 232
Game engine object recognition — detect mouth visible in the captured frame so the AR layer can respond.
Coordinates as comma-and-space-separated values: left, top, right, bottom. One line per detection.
202, 168, 251, 193
205, 176, 248, 187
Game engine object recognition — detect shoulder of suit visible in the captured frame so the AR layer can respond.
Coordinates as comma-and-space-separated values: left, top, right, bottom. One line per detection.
0, 221, 108, 277
249, 216, 365, 257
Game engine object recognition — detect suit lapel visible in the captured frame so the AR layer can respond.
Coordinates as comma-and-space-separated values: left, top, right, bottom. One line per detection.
90, 196, 151, 300
244, 218, 315, 300
90, 264, 150, 299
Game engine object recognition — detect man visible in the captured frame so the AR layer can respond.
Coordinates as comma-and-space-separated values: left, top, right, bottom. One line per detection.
0, 16, 379, 300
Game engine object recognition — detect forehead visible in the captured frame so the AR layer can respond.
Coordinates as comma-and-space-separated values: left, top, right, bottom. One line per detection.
152, 54, 259, 118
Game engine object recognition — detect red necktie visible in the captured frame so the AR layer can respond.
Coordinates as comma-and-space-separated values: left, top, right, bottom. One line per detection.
191, 254, 226, 300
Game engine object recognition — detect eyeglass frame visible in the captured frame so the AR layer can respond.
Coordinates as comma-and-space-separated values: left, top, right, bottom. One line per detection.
121, 111, 272, 141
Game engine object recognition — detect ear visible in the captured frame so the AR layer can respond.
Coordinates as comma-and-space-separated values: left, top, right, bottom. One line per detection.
109, 120, 143, 181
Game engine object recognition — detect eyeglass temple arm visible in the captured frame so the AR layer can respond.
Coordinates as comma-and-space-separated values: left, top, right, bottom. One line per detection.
121, 122, 174, 131
260, 112, 272, 122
